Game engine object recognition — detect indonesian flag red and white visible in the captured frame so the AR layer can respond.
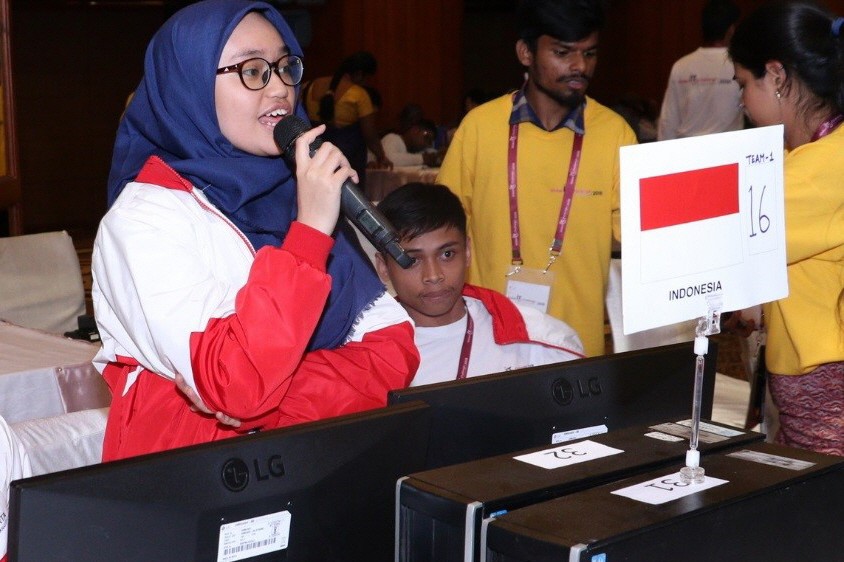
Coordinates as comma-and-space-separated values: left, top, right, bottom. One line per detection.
638, 163, 742, 283
618, 126, 786, 335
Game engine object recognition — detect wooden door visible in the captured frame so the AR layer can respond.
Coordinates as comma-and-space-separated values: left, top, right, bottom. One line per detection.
0, 0, 20, 235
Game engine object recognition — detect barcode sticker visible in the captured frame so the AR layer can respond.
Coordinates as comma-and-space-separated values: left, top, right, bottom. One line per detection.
217, 511, 291, 562
551, 424, 608, 444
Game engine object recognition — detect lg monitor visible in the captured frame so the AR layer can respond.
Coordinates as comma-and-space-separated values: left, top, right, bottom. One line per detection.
9, 401, 431, 562
388, 341, 717, 469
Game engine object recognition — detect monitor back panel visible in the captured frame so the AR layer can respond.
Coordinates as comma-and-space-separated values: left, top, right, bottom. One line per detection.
389, 341, 718, 469
483, 442, 844, 562
398, 419, 761, 562
9, 402, 431, 562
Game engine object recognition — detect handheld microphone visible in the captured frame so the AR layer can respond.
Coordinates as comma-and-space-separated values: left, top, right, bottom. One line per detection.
274, 115, 413, 269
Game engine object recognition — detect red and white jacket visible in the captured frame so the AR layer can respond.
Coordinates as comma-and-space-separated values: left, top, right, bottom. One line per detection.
93, 157, 418, 460
411, 284, 585, 386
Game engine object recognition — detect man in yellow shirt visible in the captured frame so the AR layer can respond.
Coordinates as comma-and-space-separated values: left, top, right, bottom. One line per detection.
438, 0, 637, 356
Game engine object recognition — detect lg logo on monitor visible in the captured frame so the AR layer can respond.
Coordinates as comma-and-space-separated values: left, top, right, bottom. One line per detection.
221, 455, 286, 492
551, 377, 602, 406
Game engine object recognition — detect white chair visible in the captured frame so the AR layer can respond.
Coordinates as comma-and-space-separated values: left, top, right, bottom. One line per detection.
0, 230, 86, 334
10, 407, 107, 476
2, 408, 106, 560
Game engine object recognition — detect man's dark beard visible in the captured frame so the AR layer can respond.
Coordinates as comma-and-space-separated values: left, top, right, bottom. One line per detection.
533, 75, 588, 109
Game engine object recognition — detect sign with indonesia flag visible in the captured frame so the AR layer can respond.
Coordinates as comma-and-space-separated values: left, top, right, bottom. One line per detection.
619, 125, 788, 335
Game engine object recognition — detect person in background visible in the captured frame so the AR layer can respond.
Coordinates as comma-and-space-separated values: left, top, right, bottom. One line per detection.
464, 87, 493, 112
658, 0, 743, 140
375, 183, 584, 386
397, 102, 424, 132
728, 0, 844, 456
363, 84, 383, 113
612, 93, 659, 143
380, 118, 440, 167
437, 0, 637, 357
445, 88, 495, 146
93, 0, 417, 460
302, 50, 393, 185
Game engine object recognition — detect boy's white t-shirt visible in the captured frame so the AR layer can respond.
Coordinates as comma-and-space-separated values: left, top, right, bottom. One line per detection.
411, 297, 580, 386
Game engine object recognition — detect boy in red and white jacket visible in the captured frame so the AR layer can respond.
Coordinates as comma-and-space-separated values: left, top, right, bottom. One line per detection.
375, 183, 584, 386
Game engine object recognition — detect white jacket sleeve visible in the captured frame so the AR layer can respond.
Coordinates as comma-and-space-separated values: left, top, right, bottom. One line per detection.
515, 302, 585, 360
92, 184, 255, 393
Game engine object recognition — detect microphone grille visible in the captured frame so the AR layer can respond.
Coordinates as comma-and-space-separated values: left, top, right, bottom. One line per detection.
273, 115, 311, 154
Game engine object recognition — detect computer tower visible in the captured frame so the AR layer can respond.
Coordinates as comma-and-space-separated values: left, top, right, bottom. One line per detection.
396, 419, 762, 562
481, 441, 844, 562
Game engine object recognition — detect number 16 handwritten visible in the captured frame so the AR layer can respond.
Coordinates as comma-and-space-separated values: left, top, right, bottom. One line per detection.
747, 184, 770, 238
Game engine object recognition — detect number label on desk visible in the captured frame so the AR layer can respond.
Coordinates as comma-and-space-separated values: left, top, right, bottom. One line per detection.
514, 440, 623, 469
611, 472, 728, 505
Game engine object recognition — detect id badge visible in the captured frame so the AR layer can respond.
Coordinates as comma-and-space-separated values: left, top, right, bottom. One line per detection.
505, 266, 555, 314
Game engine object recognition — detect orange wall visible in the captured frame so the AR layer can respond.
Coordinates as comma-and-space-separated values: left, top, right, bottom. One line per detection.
459, 0, 844, 111
299, 0, 464, 132
12, 0, 844, 233
10, 0, 465, 233
593, 0, 770, 108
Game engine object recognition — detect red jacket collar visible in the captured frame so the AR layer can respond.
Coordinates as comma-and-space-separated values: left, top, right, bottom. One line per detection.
462, 283, 530, 344
135, 155, 193, 192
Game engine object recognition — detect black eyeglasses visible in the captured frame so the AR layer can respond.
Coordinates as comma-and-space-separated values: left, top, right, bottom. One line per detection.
216, 55, 304, 90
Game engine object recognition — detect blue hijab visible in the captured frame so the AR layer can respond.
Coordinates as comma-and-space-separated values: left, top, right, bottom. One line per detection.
107, 0, 383, 350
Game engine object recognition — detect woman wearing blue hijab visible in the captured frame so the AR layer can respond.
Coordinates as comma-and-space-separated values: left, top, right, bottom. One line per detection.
92, 0, 418, 460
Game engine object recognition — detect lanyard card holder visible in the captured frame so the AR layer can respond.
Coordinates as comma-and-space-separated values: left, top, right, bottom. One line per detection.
505, 266, 555, 314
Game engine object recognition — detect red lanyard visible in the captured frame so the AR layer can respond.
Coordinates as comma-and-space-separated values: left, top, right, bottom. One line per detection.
455, 309, 474, 380
507, 122, 584, 267
811, 113, 844, 142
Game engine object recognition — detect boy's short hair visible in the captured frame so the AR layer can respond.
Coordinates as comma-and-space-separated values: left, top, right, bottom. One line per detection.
701, 0, 740, 43
376, 183, 467, 242
516, 0, 605, 50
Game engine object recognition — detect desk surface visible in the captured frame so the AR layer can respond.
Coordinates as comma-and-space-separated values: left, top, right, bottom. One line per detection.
0, 321, 108, 423
0, 321, 99, 375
